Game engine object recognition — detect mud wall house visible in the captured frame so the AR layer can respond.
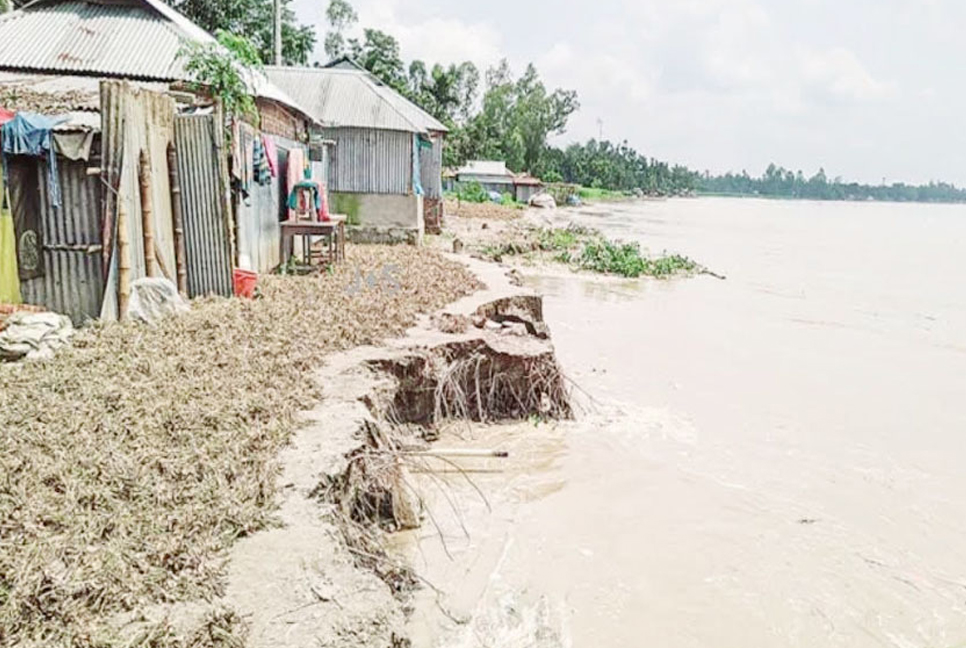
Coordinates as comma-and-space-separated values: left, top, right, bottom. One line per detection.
0, 0, 314, 322
266, 62, 448, 242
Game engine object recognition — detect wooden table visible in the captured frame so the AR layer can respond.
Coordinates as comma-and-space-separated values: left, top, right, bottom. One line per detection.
281, 215, 346, 271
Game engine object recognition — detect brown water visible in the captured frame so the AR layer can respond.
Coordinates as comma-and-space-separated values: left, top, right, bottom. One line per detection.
402, 198, 966, 648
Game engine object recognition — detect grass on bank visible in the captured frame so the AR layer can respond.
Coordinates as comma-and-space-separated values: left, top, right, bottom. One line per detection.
576, 186, 629, 201
480, 225, 700, 278
0, 246, 482, 647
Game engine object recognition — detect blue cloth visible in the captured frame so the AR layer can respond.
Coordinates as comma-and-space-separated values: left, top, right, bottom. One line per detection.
412, 133, 423, 196
2, 112, 64, 208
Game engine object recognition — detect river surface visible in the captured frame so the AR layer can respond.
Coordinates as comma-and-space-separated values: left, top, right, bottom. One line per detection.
401, 198, 966, 648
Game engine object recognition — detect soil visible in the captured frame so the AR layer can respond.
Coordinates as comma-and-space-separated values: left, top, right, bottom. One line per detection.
159, 255, 571, 648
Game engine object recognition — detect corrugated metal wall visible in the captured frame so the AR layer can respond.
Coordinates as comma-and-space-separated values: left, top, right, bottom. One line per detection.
319, 127, 412, 194
99, 81, 179, 320
420, 134, 443, 199
174, 114, 233, 298
20, 157, 104, 324
236, 166, 280, 273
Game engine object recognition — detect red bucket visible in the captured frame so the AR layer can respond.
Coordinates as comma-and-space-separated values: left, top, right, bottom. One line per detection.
232, 268, 258, 298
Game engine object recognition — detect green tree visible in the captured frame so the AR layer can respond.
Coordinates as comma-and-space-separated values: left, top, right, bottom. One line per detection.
168, 0, 315, 65
349, 29, 408, 92
323, 0, 358, 59
179, 30, 261, 121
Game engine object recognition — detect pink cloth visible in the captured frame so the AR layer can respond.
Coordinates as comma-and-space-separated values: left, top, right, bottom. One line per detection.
286, 147, 305, 221
262, 135, 278, 177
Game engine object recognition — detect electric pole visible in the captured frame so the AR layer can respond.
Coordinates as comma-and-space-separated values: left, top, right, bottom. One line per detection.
274, 0, 282, 65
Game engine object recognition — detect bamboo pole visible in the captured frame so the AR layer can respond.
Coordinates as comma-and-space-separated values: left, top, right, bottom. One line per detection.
167, 142, 188, 294
405, 449, 509, 459
117, 186, 131, 317
139, 149, 158, 278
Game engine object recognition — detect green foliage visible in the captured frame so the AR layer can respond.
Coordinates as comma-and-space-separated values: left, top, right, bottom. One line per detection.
216, 29, 263, 66
168, 0, 315, 64
481, 225, 699, 278
698, 163, 966, 203
453, 60, 578, 173
179, 31, 260, 120
537, 139, 699, 196
577, 186, 627, 200
324, 0, 358, 59
579, 240, 696, 278
456, 181, 489, 204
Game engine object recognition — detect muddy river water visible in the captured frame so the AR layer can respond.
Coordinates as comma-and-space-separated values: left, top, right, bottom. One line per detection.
399, 197, 966, 648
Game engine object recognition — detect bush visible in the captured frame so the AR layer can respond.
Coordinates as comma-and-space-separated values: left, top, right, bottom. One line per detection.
456, 181, 488, 203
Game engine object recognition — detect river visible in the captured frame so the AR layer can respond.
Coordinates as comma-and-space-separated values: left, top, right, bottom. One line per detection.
401, 197, 966, 648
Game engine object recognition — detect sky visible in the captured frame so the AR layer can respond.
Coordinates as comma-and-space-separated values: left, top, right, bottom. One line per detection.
291, 0, 966, 185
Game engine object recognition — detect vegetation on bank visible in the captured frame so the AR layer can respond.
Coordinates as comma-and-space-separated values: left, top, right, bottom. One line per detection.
480, 225, 700, 279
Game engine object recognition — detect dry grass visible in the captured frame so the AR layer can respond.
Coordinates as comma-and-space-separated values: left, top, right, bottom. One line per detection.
443, 199, 522, 221
0, 246, 482, 647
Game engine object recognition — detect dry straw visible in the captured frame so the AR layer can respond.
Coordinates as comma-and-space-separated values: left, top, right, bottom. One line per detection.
0, 246, 481, 647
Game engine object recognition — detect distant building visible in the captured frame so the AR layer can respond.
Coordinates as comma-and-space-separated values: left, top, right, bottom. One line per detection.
452, 160, 545, 203
267, 60, 448, 242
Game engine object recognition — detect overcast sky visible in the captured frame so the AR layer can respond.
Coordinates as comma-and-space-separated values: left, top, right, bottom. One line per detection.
292, 0, 966, 185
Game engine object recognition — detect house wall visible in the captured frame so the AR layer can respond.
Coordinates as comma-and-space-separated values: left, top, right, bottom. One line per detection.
318, 127, 413, 195
515, 184, 541, 203
455, 175, 514, 197
17, 156, 104, 325
419, 133, 443, 199
331, 192, 423, 244
235, 133, 306, 272
257, 99, 307, 143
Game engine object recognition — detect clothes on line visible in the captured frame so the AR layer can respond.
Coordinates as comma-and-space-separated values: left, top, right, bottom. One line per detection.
253, 137, 271, 186
285, 147, 306, 221
2, 112, 64, 208
262, 136, 278, 177
287, 180, 330, 222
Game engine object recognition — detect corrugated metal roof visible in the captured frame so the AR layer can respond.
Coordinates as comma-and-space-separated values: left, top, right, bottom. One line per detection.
0, 0, 315, 122
265, 66, 448, 134
0, 0, 187, 80
458, 160, 511, 177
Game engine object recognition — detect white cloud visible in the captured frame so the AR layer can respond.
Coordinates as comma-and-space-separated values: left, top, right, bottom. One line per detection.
292, 0, 966, 184
336, 0, 504, 69
798, 46, 895, 103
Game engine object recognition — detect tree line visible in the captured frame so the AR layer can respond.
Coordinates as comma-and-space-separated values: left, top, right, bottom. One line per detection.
698, 164, 966, 203
165, 0, 966, 203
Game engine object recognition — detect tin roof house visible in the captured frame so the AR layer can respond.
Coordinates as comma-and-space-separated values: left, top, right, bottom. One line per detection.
0, 0, 315, 322
452, 160, 545, 204
267, 61, 448, 242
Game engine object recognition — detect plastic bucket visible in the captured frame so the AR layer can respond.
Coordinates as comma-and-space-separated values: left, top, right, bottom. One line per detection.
232, 268, 258, 299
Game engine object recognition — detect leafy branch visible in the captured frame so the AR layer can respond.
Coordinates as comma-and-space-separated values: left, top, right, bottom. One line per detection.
178, 30, 263, 122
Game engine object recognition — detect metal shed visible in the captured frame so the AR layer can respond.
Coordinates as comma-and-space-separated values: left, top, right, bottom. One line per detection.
266, 64, 448, 241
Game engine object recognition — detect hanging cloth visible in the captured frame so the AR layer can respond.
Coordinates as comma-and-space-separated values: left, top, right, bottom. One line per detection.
253, 137, 271, 185
262, 135, 278, 177
285, 147, 306, 220
0, 168, 22, 304
2, 112, 64, 208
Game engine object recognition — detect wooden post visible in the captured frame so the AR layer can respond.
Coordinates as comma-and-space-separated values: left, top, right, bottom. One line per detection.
167, 142, 188, 295
117, 186, 131, 317
213, 103, 236, 266
273, 0, 282, 65
139, 149, 158, 278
